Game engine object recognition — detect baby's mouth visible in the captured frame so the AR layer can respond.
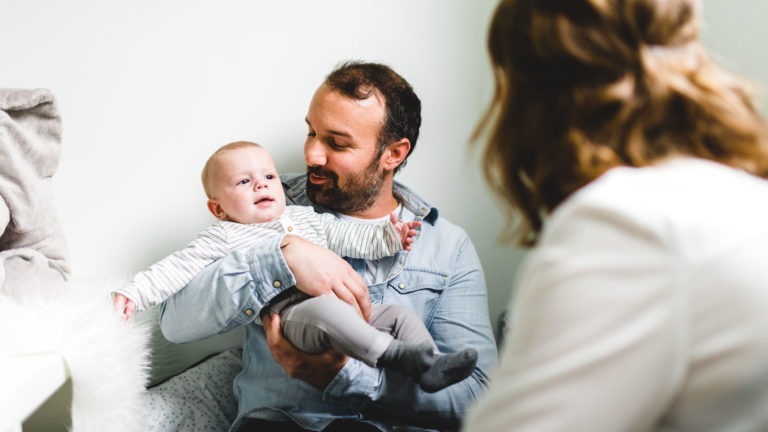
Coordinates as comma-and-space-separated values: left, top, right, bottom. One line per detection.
254, 197, 274, 205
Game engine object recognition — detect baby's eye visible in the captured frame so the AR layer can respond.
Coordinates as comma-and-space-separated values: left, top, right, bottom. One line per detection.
237, 178, 250, 186
266, 174, 275, 180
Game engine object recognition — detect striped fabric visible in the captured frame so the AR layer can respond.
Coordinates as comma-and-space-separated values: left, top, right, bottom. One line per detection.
116, 206, 403, 310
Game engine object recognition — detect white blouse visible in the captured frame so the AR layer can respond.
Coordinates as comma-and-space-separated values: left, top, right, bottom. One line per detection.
464, 158, 768, 431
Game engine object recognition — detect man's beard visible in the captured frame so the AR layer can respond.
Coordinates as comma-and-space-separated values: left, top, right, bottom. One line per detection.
306, 158, 384, 213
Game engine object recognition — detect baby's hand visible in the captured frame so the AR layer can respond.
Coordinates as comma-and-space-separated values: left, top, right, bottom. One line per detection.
390, 211, 421, 251
112, 293, 137, 322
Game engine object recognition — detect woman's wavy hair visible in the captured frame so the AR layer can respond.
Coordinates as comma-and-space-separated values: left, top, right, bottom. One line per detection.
477, 0, 768, 246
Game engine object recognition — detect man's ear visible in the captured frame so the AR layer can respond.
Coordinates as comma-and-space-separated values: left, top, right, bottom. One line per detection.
382, 138, 411, 171
207, 199, 227, 220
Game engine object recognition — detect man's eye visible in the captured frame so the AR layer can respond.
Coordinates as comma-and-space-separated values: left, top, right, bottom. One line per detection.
307, 131, 316, 138
327, 137, 343, 149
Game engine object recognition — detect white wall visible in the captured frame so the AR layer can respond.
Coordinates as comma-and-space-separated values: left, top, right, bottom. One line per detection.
1, 0, 521, 335
701, 0, 768, 112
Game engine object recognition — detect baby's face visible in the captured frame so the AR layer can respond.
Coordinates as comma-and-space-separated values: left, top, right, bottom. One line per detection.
208, 146, 287, 224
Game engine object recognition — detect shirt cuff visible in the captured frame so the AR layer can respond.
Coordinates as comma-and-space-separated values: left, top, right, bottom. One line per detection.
246, 233, 296, 307
323, 358, 381, 408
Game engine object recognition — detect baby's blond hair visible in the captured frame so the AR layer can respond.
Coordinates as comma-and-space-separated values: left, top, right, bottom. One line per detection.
201, 141, 263, 199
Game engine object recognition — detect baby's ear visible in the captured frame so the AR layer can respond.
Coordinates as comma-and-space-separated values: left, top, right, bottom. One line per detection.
206, 199, 226, 220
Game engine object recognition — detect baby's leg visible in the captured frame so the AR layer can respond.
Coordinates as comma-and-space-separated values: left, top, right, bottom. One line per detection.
369, 303, 436, 349
378, 340, 478, 393
372, 304, 478, 393
280, 296, 392, 367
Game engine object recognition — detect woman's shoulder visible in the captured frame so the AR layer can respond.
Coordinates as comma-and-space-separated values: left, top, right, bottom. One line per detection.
570, 157, 768, 209
547, 157, 768, 243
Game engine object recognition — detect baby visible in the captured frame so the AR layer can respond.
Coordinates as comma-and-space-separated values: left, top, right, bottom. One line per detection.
113, 141, 477, 392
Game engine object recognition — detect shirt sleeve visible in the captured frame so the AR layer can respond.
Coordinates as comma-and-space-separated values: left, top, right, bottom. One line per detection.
463, 201, 686, 432
115, 225, 230, 310
159, 234, 297, 343
321, 213, 404, 259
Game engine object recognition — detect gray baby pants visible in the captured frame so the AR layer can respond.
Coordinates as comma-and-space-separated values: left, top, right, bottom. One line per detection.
279, 294, 435, 367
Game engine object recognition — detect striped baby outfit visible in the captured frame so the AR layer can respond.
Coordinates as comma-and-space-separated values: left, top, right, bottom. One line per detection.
117, 205, 402, 310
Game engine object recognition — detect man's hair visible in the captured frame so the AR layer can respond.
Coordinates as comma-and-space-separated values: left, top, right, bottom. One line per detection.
478, 0, 768, 246
201, 141, 262, 199
325, 61, 422, 173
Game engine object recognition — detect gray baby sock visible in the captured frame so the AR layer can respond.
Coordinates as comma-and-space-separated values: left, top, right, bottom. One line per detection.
379, 340, 478, 393
419, 348, 478, 393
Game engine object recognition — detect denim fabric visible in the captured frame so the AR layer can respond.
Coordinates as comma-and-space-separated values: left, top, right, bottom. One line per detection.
160, 175, 497, 432
238, 418, 382, 431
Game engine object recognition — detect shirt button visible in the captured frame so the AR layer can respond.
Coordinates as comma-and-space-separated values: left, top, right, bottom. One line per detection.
398, 283, 406, 290
273, 280, 282, 288
245, 309, 254, 316
287, 226, 294, 232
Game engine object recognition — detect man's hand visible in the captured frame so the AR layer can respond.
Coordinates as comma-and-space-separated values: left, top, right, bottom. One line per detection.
280, 235, 371, 321
263, 313, 348, 388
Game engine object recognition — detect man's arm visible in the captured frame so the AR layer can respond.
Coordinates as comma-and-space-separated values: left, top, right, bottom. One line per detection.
159, 235, 290, 342
160, 234, 371, 343
116, 226, 229, 314
281, 235, 371, 321
259, 235, 374, 387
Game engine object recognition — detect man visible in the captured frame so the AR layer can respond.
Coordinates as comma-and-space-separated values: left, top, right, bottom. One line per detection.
160, 61, 498, 432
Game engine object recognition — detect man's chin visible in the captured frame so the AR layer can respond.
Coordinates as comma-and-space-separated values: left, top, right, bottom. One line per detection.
307, 188, 343, 210
306, 185, 327, 204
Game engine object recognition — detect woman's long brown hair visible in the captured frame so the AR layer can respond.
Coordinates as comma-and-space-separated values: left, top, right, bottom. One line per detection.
477, 0, 768, 246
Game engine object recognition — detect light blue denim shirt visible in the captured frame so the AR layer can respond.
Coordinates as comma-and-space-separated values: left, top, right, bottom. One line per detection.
159, 174, 498, 432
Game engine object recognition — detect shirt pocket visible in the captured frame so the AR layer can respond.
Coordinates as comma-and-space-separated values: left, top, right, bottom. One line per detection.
385, 269, 449, 319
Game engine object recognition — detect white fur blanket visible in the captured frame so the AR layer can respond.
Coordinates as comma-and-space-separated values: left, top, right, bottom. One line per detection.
0, 277, 150, 431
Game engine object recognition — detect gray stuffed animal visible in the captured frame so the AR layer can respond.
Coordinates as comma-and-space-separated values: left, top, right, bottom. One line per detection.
0, 88, 70, 299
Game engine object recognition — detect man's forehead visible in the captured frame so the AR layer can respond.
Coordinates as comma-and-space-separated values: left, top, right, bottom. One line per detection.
354, 94, 378, 108
320, 83, 384, 108
308, 85, 385, 131
350, 84, 384, 108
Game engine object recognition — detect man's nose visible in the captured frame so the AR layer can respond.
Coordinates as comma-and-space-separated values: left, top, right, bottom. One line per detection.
304, 138, 327, 166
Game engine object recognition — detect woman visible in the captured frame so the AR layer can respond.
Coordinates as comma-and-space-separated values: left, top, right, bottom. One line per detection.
465, 0, 768, 430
